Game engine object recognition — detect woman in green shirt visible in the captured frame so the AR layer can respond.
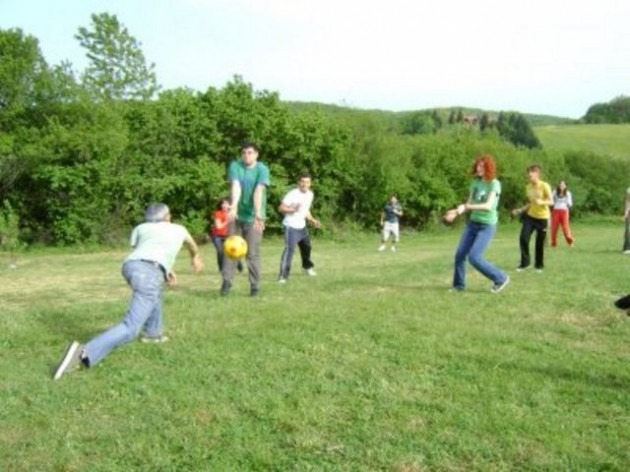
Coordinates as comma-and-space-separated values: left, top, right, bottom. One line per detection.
446, 155, 509, 293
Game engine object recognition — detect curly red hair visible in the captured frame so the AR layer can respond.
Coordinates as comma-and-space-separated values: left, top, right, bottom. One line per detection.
470, 154, 497, 182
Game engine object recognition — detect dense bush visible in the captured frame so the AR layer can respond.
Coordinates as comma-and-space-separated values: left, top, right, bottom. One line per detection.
1, 23, 626, 246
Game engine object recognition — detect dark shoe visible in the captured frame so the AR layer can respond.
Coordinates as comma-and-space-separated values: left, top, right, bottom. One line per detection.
250, 287, 259, 297
614, 294, 630, 310
220, 281, 232, 297
53, 341, 85, 380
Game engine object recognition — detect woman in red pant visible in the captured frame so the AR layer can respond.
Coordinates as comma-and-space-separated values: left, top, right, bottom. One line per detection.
551, 180, 574, 247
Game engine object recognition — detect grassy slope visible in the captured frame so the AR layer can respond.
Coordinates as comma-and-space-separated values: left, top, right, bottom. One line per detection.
1, 223, 629, 470
536, 123, 630, 160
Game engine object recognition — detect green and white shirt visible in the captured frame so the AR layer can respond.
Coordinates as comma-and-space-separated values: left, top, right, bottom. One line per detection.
469, 178, 501, 225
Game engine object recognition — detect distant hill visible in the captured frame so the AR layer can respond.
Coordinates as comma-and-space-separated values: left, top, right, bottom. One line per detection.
284, 101, 575, 126
535, 124, 630, 160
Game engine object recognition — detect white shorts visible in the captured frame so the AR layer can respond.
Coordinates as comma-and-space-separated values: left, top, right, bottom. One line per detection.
382, 222, 400, 242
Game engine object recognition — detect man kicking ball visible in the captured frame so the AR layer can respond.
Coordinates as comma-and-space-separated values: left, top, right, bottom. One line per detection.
53, 203, 203, 379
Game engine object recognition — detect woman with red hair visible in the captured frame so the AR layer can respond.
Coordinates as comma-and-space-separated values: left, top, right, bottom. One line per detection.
445, 155, 509, 293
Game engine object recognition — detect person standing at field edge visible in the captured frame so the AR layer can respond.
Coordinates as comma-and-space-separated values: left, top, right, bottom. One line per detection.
378, 195, 403, 252
53, 203, 203, 379
221, 141, 270, 297
551, 180, 575, 248
512, 164, 554, 272
444, 154, 510, 293
623, 185, 630, 254
278, 172, 321, 283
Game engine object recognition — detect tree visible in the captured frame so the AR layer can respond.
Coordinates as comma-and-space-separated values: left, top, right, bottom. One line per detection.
0, 28, 50, 124
583, 96, 630, 124
496, 112, 541, 149
76, 13, 159, 101
479, 113, 490, 132
447, 110, 456, 125
400, 112, 436, 135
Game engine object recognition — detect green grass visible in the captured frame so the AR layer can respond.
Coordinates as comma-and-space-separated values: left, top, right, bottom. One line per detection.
536, 123, 630, 160
1, 223, 629, 470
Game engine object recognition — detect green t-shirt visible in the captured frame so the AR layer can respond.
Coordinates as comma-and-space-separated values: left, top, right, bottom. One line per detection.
228, 160, 270, 224
469, 178, 501, 225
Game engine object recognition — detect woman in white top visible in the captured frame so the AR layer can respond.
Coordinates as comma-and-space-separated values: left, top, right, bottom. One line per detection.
551, 180, 574, 247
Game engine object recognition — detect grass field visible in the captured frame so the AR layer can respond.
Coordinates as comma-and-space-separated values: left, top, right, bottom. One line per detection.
1, 222, 629, 470
535, 123, 630, 160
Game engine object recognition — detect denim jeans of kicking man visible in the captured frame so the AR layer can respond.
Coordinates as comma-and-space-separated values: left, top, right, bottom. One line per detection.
453, 221, 507, 290
84, 260, 165, 367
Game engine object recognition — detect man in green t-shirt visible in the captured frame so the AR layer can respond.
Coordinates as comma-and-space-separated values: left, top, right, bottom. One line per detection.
623, 186, 630, 254
221, 142, 270, 297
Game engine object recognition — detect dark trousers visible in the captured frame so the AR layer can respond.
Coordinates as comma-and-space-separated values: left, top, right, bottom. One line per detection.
212, 234, 226, 272
279, 226, 314, 279
624, 218, 630, 251
519, 214, 548, 269
222, 221, 262, 290
212, 234, 242, 272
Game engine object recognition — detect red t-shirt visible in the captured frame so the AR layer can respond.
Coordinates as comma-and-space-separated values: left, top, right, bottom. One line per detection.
212, 210, 229, 237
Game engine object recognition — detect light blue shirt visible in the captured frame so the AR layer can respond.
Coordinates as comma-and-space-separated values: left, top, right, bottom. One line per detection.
125, 222, 191, 272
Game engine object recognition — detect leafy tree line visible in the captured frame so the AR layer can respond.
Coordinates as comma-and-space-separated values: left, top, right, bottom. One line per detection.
583, 96, 630, 124
1, 13, 628, 247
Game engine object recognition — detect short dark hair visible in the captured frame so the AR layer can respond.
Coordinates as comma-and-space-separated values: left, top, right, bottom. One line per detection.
145, 203, 170, 222
298, 171, 312, 180
527, 164, 542, 173
216, 197, 230, 210
241, 141, 259, 152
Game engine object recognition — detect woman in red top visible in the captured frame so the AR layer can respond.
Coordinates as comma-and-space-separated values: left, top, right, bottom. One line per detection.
211, 198, 242, 272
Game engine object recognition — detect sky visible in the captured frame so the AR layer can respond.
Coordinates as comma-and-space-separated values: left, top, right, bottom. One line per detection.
2, 0, 629, 118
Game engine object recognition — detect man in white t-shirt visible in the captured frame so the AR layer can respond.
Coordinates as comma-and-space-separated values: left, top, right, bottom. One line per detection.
53, 203, 203, 379
278, 173, 321, 283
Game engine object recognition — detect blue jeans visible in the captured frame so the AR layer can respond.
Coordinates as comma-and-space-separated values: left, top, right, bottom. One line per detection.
453, 222, 507, 290
279, 226, 314, 279
85, 260, 165, 367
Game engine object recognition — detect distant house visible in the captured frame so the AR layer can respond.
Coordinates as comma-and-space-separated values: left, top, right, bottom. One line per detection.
463, 115, 478, 125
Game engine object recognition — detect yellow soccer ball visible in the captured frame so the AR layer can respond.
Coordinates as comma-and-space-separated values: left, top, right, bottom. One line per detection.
224, 235, 248, 260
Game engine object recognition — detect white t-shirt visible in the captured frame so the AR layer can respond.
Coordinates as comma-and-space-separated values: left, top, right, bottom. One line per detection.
282, 188, 314, 230
125, 221, 192, 272
552, 190, 573, 211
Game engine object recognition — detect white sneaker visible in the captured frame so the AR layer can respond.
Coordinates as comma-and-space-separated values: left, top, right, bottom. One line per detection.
378, 244, 386, 251
278, 278, 287, 284
623, 250, 630, 255
390, 246, 396, 252
53, 341, 85, 379
491, 276, 510, 294
305, 268, 317, 277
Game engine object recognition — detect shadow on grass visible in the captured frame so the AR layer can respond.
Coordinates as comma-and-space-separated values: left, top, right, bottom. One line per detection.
470, 353, 630, 391
36, 307, 116, 342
